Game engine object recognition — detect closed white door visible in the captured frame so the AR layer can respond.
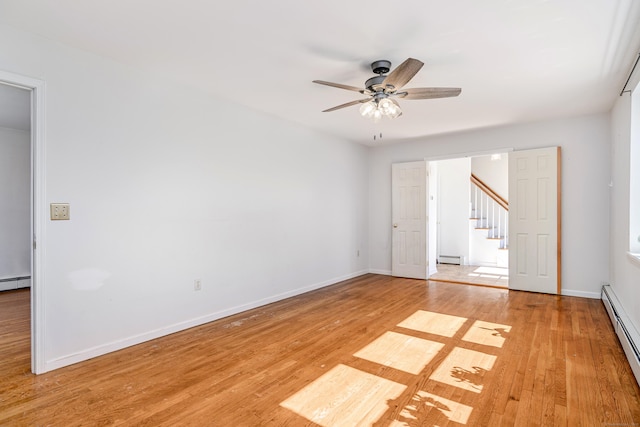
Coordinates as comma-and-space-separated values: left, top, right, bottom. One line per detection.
508, 147, 561, 294
391, 161, 427, 279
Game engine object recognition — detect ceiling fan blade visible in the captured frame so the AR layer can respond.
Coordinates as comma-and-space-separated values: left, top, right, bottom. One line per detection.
322, 98, 371, 112
313, 80, 365, 93
382, 58, 424, 90
397, 87, 462, 100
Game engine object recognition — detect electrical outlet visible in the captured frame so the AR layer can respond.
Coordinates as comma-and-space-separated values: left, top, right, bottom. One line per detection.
194, 279, 202, 291
50, 203, 70, 220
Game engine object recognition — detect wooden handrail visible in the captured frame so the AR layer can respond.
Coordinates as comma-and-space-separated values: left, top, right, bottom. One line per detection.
470, 173, 509, 211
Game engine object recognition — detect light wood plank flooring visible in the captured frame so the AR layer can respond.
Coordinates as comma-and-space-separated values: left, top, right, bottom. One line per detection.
1, 274, 639, 426
429, 264, 509, 288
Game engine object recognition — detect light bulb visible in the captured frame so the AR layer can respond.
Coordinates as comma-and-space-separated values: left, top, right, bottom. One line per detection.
388, 102, 402, 119
359, 101, 376, 117
376, 98, 402, 119
372, 109, 382, 123
378, 98, 392, 114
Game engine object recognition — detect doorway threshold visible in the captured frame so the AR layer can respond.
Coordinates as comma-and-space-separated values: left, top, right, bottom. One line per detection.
428, 264, 508, 289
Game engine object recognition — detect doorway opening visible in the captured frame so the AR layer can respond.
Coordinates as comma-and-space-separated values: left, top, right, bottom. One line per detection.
0, 83, 31, 291
391, 146, 560, 294
0, 70, 45, 374
428, 152, 509, 289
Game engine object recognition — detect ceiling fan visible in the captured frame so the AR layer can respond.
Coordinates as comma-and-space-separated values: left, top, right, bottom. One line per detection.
313, 58, 461, 122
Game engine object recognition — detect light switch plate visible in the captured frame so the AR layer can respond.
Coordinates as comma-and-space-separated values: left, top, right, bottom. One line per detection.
50, 203, 70, 220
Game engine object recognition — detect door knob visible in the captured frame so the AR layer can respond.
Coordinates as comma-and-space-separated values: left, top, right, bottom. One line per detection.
393, 223, 398, 228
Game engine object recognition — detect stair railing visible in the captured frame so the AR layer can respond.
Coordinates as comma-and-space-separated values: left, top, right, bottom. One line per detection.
470, 174, 509, 248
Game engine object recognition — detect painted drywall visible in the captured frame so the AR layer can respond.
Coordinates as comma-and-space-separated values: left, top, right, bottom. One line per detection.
0, 25, 370, 371
370, 114, 611, 298
0, 126, 30, 281
471, 154, 508, 201
434, 158, 470, 264
609, 90, 640, 336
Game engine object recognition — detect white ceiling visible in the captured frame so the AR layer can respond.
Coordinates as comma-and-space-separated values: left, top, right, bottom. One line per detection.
1, 0, 640, 145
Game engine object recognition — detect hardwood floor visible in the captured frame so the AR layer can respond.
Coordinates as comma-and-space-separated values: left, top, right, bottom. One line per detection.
1, 274, 639, 426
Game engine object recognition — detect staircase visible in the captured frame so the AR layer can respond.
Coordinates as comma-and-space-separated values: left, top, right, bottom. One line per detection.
469, 174, 508, 267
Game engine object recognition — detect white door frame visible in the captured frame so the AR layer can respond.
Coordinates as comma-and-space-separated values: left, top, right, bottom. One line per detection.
0, 70, 46, 374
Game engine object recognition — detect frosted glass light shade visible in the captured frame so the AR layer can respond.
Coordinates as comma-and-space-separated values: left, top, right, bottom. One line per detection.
359, 101, 376, 117
360, 98, 402, 121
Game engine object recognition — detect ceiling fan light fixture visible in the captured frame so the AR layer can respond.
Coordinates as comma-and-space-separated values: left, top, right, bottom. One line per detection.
372, 108, 383, 123
359, 101, 376, 117
359, 98, 402, 121
378, 98, 402, 119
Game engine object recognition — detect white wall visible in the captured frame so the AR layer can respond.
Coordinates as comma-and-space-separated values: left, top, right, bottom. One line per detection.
471, 154, 508, 201
370, 114, 611, 298
0, 25, 370, 372
610, 91, 640, 335
0, 127, 30, 280
434, 158, 470, 263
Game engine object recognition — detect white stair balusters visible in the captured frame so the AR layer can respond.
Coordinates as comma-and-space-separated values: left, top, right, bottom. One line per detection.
469, 179, 508, 249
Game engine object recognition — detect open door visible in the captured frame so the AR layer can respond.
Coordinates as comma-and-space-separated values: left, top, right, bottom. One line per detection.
391, 161, 427, 279
508, 147, 561, 294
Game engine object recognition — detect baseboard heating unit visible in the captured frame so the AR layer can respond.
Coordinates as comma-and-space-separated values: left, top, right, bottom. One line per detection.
601, 285, 640, 385
438, 255, 463, 265
0, 276, 31, 292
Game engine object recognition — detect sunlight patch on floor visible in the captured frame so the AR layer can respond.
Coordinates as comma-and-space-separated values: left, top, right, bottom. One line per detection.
280, 364, 406, 427
462, 320, 512, 348
281, 309, 512, 425
389, 391, 473, 426
354, 331, 445, 375
429, 347, 497, 393
397, 310, 467, 337
473, 266, 509, 276
477, 274, 500, 279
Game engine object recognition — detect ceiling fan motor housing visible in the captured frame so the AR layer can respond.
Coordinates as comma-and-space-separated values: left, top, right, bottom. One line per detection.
370, 60, 391, 75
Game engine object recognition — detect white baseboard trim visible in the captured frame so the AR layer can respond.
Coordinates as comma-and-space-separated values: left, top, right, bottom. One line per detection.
369, 269, 391, 275
561, 289, 601, 299
43, 269, 370, 372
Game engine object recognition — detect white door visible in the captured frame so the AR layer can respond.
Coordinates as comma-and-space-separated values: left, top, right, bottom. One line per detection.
392, 161, 427, 279
508, 147, 561, 294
